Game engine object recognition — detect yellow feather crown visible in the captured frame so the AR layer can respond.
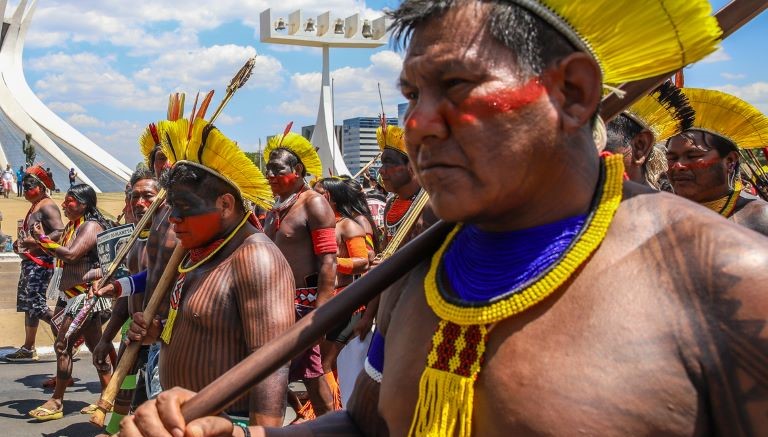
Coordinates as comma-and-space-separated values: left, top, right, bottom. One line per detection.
682, 88, 768, 150
138, 93, 187, 167
376, 125, 407, 156
159, 118, 273, 209
263, 132, 323, 177
514, 0, 722, 84
625, 82, 695, 142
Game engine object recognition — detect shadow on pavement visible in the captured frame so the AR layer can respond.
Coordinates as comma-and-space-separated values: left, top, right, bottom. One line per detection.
41, 421, 103, 437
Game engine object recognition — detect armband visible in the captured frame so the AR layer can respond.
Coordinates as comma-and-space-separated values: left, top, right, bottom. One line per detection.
337, 258, 354, 275
337, 236, 368, 275
364, 330, 385, 383
311, 227, 337, 255
115, 271, 147, 297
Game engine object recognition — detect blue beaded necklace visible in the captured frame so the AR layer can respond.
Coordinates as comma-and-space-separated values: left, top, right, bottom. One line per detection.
442, 214, 587, 303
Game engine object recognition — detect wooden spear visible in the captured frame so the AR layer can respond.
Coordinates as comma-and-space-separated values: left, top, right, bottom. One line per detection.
90, 245, 186, 427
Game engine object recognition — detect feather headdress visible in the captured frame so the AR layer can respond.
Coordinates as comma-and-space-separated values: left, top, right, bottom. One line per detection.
139, 93, 187, 167
513, 0, 722, 84
624, 82, 695, 142
376, 125, 407, 156
263, 132, 323, 177
683, 88, 768, 150
160, 118, 273, 210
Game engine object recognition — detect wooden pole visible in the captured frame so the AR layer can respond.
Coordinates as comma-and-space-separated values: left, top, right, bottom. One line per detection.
90, 245, 186, 427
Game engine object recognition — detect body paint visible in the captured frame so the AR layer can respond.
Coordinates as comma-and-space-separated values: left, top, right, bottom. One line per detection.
24, 186, 42, 201
268, 173, 300, 190
455, 78, 545, 123
669, 157, 722, 172
170, 211, 222, 249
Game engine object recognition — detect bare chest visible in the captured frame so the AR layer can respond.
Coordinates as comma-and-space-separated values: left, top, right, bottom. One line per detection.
378, 262, 702, 436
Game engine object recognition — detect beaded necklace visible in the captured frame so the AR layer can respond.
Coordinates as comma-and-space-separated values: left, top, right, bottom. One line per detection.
385, 189, 421, 238
700, 180, 742, 218
409, 154, 624, 437
160, 213, 250, 344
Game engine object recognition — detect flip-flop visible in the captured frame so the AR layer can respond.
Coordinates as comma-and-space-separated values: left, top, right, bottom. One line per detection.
80, 404, 99, 415
28, 405, 63, 421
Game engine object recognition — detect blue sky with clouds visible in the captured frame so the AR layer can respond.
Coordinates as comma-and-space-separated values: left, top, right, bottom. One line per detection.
9, 0, 768, 168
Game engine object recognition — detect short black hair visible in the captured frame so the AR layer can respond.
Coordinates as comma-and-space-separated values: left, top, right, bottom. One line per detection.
167, 163, 245, 213
605, 114, 643, 153
390, 0, 576, 77
681, 129, 738, 158
270, 148, 306, 177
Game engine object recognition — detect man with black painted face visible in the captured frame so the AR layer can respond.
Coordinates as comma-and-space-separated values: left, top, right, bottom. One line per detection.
666, 88, 768, 236
123, 119, 294, 428
263, 132, 339, 419
5, 165, 63, 363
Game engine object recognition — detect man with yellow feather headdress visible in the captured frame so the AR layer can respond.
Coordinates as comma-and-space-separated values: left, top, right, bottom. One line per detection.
125, 0, 768, 435
378, 123, 437, 246
262, 131, 339, 419
606, 81, 695, 188
118, 117, 296, 429
666, 88, 768, 235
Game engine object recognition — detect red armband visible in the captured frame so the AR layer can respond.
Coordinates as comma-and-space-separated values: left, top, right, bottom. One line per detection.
311, 228, 337, 255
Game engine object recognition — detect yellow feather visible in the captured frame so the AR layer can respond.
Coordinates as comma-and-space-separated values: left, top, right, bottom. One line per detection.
535, 0, 722, 84
376, 125, 407, 156
160, 118, 273, 209
263, 132, 323, 177
683, 88, 768, 150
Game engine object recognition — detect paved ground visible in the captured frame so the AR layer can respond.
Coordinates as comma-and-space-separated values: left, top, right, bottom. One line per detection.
0, 350, 105, 437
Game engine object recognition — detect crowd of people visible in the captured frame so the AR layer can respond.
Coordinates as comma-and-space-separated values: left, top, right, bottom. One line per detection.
3, 0, 768, 435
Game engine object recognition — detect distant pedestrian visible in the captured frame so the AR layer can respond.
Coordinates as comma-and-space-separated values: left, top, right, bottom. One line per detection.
68, 168, 77, 188
16, 166, 24, 196
2, 164, 14, 198
45, 168, 55, 191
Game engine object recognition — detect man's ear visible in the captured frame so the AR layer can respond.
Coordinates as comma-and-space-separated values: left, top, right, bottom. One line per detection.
543, 52, 602, 133
218, 193, 238, 218
295, 163, 305, 176
631, 130, 655, 166
725, 151, 740, 171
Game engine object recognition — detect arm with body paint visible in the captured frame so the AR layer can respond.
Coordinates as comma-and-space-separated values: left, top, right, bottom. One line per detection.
33, 220, 102, 263
306, 192, 338, 307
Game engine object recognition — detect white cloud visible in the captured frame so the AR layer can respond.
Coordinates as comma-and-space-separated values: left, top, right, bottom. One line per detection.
215, 113, 244, 126
720, 72, 746, 80
82, 119, 148, 167
714, 82, 768, 113
701, 47, 731, 64
66, 113, 104, 128
47, 101, 87, 114
277, 50, 404, 121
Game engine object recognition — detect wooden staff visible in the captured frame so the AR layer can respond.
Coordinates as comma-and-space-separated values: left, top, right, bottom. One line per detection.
353, 152, 382, 179
375, 189, 430, 262
64, 188, 167, 340
123, 0, 766, 425
90, 245, 186, 427
601, 0, 768, 122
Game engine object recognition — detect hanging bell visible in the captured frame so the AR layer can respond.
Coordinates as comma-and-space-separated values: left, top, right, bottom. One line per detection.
274, 17, 287, 31
334, 18, 344, 34
304, 18, 316, 33
361, 19, 373, 38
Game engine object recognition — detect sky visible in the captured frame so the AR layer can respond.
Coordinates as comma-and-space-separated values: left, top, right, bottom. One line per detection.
8, 0, 768, 168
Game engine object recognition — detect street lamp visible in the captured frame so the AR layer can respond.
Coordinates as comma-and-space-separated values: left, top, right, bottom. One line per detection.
260, 9, 388, 177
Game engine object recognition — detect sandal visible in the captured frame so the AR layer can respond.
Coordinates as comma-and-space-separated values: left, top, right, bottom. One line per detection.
28, 405, 63, 421
80, 403, 99, 414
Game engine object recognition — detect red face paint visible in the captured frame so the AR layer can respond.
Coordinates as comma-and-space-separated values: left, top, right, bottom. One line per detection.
456, 78, 545, 123
268, 173, 300, 191
669, 157, 722, 172
406, 118, 418, 129
170, 211, 221, 249
24, 186, 41, 201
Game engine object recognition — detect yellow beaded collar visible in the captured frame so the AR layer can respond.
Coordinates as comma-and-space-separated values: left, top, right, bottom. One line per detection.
410, 154, 624, 437
700, 180, 742, 218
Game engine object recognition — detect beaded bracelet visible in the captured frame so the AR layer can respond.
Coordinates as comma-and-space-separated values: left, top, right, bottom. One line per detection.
235, 422, 251, 437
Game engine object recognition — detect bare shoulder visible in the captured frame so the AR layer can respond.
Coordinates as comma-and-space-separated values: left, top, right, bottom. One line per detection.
731, 198, 768, 237
340, 217, 366, 238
